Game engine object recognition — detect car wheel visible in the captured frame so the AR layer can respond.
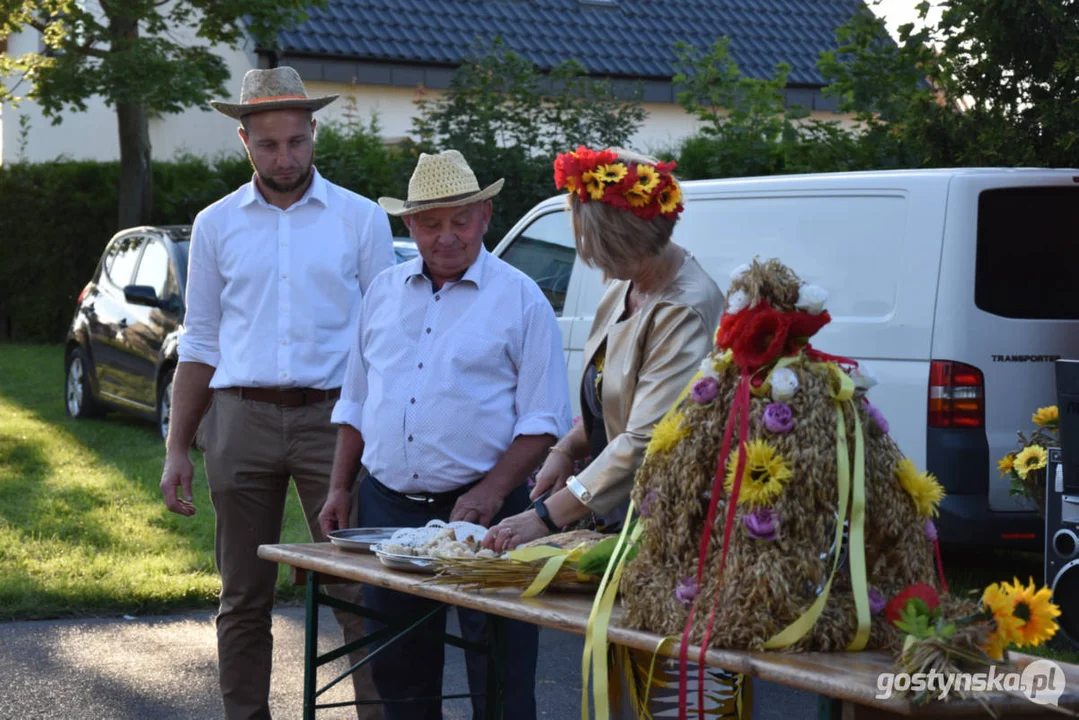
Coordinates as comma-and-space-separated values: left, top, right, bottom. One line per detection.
66, 347, 103, 419
157, 367, 174, 442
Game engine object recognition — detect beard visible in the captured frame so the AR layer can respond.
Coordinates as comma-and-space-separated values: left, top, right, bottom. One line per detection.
248, 154, 315, 194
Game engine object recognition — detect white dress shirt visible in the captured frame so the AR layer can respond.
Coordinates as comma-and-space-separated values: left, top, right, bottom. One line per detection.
332, 248, 573, 493
178, 168, 396, 389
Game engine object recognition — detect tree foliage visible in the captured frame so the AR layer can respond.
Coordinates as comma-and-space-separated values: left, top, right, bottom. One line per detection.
411, 37, 647, 245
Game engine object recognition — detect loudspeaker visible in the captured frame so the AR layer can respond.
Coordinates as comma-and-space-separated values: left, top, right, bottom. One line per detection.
1047, 361, 1079, 647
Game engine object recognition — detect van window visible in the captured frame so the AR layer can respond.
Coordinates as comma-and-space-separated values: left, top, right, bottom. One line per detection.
499, 210, 576, 315
975, 187, 1079, 319
674, 194, 908, 319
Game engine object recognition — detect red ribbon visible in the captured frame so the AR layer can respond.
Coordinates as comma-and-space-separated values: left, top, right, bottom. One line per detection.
933, 538, 949, 594
803, 344, 859, 370
679, 371, 751, 720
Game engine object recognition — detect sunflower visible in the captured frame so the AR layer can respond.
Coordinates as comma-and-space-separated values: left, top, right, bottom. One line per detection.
564, 175, 579, 194
1001, 577, 1061, 647
894, 458, 946, 518
724, 438, 792, 508
1033, 405, 1059, 428
997, 453, 1015, 478
634, 164, 661, 193
657, 180, 682, 214
625, 182, 653, 208
646, 410, 690, 457
1014, 445, 1048, 480
582, 171, 605, 201
981, 582, 1023, 659
593, 163, 628, 185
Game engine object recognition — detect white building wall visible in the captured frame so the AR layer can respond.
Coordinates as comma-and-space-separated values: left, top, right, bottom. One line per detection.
3, 30, 855, 164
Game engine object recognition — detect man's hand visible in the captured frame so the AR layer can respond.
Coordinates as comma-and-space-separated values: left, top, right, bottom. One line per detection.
449, 485, 505, 527
319, 487, 353, 536
160, 451, 196, 516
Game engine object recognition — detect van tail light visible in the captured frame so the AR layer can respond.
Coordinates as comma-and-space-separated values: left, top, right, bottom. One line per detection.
77, 283, 91, 305
929, 360, 985, 429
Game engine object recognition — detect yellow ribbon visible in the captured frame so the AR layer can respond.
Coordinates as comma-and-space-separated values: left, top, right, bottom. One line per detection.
763, 403, 852, 649
582, 506, 642, 720
845, 401, 871, 651
825, 362, 855, 401
504, 543, 592, 599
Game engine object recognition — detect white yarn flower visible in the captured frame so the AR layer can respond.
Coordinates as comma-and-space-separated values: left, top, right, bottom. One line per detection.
726, 289, 750, 315
770, 367, 799, 402
851, 364, 879, 395
699, 355, 720, 381
730, 263, 751, 281
796, 284, 829, 315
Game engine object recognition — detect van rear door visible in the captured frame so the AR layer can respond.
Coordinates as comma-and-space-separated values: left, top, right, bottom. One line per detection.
933, 175, 1079, 524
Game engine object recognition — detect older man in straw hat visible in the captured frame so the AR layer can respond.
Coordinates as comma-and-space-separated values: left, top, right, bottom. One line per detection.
318, 149, 572, 719
160, 66, 394, 720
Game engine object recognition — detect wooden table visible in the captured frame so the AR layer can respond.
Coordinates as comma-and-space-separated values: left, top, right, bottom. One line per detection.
259, 542, 1079, 719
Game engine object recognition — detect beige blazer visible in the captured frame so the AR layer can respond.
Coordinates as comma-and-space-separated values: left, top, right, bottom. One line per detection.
571, 254, 724, 515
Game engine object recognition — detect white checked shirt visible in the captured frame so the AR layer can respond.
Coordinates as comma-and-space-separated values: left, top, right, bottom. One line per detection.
332, 248, 573, 493
178, 169, 396, 389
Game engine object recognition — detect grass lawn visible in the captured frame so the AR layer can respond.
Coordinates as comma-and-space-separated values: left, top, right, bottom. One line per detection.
0, 343, 310, 620
1, 343, 1076, 662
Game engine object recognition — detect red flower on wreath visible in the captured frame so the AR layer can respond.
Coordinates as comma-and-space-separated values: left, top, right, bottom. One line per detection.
884, 582, 940, 626
785, 310, 832, 354
730, 305, 791, 370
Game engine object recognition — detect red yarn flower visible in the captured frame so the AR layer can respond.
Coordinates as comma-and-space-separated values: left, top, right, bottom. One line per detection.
730, 306, 791, 370
785, 309, 832, 354
884, 583, 940, 626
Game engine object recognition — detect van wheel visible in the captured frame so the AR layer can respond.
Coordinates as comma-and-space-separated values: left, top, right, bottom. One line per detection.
66, 347, 103, 419
157, 368, 174, 442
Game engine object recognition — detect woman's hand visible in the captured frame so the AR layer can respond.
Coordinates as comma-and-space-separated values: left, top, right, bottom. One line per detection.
530, 449, 575, 501
482, 510, 549, 553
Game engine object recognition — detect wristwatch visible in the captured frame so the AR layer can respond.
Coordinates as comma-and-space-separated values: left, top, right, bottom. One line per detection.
533, 495, 561, 533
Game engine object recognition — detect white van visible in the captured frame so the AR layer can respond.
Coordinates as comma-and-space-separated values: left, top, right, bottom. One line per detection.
490, 168, 1079, 550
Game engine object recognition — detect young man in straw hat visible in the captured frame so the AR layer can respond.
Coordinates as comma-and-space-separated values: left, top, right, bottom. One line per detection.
318, 149, 573, 719
160, 66, 394, 720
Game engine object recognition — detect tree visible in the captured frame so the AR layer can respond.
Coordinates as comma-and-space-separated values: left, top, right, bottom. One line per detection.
412, 37, 647, 245
0, 0, 324, 228
818, 0, 1079, 168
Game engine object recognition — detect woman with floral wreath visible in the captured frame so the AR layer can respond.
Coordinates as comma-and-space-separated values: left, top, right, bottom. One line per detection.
483, 147, 748, 718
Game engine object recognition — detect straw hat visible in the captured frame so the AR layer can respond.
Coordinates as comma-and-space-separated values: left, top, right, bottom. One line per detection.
379, 150, 504, 217
210, 66, 338, 120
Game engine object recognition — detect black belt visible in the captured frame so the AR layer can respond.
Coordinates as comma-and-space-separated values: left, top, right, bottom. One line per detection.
222, 386, 341, 407
368, 474, 480, 506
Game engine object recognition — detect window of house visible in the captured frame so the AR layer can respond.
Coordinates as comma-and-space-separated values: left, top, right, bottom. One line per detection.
499, 210, 576, 315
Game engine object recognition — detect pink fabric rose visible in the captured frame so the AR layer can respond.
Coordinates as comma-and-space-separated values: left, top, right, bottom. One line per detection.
924, 519, 938, 543
763, 403, 795, 434
869, 587, 886, 616
742, 507, 777, 540
864, 400, 889, 434
690, 377, 719, 405
640, 490, 657, 518
675, 577, 699, 607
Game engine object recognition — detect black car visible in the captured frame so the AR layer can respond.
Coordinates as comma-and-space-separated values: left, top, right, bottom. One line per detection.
65, 225, 191, 440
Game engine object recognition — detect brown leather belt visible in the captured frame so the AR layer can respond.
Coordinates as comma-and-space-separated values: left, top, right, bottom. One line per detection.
222, 386, 341, 407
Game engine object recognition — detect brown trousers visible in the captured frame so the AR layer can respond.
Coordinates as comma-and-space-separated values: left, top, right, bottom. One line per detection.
199, 390, 382, 720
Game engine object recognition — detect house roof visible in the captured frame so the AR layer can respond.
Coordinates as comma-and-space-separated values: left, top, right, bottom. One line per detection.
275, 0, 864, 87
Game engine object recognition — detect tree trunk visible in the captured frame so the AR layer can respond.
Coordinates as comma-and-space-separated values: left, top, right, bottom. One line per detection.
109, 10, 152, 229
116, 102, 152, 229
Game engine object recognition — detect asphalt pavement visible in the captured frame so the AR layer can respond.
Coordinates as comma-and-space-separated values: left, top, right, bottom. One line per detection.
0, 606, 817, 719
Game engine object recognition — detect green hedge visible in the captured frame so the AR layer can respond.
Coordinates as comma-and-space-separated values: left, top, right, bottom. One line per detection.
0, 121, 423, 343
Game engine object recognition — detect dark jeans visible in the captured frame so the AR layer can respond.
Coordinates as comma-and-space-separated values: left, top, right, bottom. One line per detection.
358, 477, 538, 720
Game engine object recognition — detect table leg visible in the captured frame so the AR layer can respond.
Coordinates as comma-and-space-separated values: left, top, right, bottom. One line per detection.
485, 615, 505, 720
304, 570, 320, 720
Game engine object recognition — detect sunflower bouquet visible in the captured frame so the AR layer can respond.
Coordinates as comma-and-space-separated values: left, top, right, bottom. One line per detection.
886, 577, 1062, 705
998, 406, 1059, 516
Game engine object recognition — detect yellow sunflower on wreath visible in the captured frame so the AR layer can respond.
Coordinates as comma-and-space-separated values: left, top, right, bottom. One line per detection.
894, 458, 945, 518
1013, 445, 1048, 480
725, 438, 792, 508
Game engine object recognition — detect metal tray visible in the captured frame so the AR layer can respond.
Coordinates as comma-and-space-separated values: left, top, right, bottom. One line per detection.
371, 545, 438, 574
327, 528, 405, 553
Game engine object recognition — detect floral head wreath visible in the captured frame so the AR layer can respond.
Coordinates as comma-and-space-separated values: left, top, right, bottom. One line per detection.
553, 146, 684, 221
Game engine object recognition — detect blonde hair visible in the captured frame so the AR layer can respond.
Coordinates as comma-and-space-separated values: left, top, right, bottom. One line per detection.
568, 148, 679, 278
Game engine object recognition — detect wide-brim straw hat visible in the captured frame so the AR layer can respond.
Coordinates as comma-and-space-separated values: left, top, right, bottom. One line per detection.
379, 150, 504, 217
210, 66, 339, 120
